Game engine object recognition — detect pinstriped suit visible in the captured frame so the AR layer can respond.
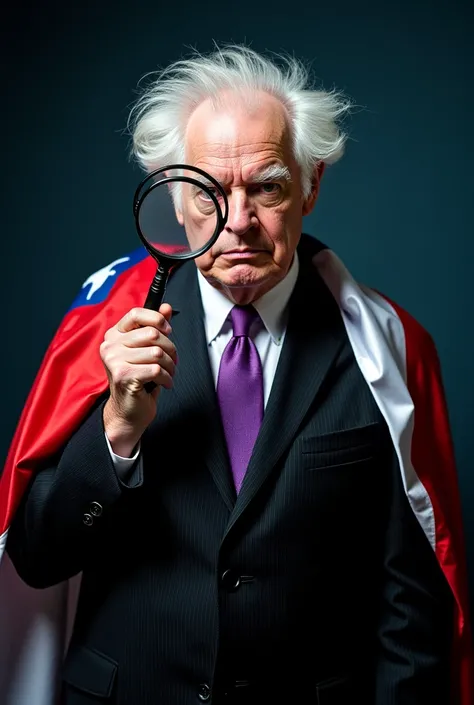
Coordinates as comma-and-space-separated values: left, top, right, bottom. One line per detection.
7, 235, 453, 704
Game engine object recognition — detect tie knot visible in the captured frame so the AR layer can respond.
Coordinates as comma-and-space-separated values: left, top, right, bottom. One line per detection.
231, 305, 259, 337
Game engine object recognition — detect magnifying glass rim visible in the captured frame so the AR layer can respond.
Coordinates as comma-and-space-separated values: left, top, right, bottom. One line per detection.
133, 163, 229, 223
134, 174, 225, 261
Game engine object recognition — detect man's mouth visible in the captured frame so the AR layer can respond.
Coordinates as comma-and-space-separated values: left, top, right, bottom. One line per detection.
221, 248, 266, 256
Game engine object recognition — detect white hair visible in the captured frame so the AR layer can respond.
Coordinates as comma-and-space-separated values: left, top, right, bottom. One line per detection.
127, 44, 352, 199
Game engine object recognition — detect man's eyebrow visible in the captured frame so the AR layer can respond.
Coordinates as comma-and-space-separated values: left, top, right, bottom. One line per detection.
191, 164, 292, 191
249, 165, 292, 183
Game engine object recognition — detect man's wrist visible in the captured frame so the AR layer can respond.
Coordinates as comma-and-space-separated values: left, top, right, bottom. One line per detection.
103, 401, 142, 458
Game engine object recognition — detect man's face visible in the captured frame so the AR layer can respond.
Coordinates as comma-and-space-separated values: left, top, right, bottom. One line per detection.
176, 91, 322, 303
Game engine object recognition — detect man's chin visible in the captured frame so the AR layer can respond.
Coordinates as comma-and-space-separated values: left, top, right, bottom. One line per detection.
202, 263, 283, 303
217, 263, 270, 289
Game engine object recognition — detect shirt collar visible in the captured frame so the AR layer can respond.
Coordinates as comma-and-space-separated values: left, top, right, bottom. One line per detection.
197, 251, 299, 346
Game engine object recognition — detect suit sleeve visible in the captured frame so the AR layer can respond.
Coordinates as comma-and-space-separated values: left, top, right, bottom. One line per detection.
6, 401, 143, 589
374, 446, 454, 704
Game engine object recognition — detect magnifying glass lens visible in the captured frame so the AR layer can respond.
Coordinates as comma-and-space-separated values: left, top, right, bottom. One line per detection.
136, 167, 221, 258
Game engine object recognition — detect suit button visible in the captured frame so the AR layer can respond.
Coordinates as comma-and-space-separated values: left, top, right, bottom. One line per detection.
82, 513, 93, 526
221, 569, 241, 591
197, 683, 210, 701
90, 501, 103, 517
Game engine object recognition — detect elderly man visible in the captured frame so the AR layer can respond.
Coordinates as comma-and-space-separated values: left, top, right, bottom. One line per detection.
4, 45, 464, 705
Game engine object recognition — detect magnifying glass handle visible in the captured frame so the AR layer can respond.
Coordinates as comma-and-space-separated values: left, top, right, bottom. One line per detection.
144, 261, 168, 310
143, 261, 170, 393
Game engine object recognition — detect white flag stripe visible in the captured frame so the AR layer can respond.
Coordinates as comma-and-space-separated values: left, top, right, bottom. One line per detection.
314, 249, 436, 549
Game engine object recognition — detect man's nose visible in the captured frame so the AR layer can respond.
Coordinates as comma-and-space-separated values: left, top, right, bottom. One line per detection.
224, 191, 258, 236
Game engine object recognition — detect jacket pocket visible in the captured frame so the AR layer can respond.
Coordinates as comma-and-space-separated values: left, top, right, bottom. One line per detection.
62, 645, 117, 700
302, 422, 382, 469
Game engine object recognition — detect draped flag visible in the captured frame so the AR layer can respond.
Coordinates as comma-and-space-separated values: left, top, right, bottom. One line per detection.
0, 239, 472, 705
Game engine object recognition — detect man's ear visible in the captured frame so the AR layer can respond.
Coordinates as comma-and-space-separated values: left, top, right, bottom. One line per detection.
302, 161, 325, 216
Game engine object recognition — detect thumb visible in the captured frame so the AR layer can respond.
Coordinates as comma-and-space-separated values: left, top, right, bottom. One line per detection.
159, 303, 173, 323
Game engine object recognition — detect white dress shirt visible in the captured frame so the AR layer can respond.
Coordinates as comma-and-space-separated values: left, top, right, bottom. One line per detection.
106, 253, 300, 471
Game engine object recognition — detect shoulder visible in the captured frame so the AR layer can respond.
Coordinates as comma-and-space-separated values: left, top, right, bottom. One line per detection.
299, 233, 439, 364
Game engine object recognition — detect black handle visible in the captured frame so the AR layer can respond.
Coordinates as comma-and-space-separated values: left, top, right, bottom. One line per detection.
143, 261, 170, 393
144, 262, 168, 310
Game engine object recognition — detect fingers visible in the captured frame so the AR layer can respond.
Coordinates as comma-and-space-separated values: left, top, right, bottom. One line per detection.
119, 327, 177, 363
103, 356, 174, 392
115, 363, 174, 391
100, 305, 176, 442
100, 304, 178, 398
115, 307, 172, 335
159, 303, 173, 323
104, 305, 177, 365
121, 345, 176, 378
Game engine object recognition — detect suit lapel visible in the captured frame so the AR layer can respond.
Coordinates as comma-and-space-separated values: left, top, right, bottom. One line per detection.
224, 254, 347, 536
165, 262, 236, 511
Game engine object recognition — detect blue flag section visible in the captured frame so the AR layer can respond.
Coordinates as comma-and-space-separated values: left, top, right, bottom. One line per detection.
69, 246, 148, 310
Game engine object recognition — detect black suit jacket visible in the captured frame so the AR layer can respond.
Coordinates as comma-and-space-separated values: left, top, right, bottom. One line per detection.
7, 235, 453, 705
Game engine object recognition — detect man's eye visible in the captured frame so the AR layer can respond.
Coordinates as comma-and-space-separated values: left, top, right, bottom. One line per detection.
260, 183, 280, 194
198, 187, 220, 202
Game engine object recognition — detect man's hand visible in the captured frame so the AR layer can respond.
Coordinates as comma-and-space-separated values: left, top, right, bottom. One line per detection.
100, 304, 177, 457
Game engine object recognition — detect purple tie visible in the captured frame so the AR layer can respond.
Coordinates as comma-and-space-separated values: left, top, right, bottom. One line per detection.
217, 305, 264, 493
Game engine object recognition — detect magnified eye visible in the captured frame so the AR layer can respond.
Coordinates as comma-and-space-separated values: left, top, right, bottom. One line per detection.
198, 187, 217, 201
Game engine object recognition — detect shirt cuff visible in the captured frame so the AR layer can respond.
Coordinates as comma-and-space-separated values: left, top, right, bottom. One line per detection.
104, 432, 140, 473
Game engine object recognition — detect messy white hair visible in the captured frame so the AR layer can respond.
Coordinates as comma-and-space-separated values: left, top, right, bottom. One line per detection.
127, 44, 352, 199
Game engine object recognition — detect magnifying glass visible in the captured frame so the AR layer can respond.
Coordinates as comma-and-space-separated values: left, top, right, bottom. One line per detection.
133, 164, 229, 391
133, 164, 229, 310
